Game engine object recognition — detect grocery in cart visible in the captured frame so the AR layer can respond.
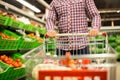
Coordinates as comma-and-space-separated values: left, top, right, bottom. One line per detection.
23, 32, 117, 80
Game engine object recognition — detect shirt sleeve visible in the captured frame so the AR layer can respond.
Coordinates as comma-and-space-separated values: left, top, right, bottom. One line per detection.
45, 1, 57, 31
85, 0, 101, 30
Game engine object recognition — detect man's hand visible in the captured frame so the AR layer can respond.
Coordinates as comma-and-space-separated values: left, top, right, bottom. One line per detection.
89, 29, 99, 37
45, 30, 56, 38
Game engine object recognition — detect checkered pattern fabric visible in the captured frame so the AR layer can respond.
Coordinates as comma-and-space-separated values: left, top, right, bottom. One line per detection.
46, 0, 101, 50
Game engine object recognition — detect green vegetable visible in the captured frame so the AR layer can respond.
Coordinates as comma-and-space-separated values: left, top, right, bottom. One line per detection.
108, 36, 116, 42
91, 48, 106, 54
109, 43, 117, 48
117, 52, 120, 59
116, 38, 120, 44
115, 46, 120, 52
97, 49, 105, 54
45, 39, 56, 49
11, 53, 24, 63
49, 50, 56, 55
116, 35, 120, 38
96, 36, 105, 40
40, 28, 46, 34
97, 44, 105, 48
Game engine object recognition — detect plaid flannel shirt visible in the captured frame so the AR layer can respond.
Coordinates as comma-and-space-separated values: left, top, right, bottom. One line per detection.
46, 0, 101, 50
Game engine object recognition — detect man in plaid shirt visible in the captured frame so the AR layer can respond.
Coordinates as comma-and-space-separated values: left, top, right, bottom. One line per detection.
45, 0, 101, 55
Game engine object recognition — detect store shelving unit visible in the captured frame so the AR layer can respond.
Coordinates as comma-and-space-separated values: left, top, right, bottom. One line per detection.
100, 26, 120, 32
0, 5, 44, 79
37, 0, 50, 9
0, 1, 45, 24
88, 26, 120, 32
100, 26, 120, 61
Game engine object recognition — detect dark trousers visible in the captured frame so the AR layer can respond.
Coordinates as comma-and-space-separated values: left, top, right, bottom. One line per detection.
56, 46, 90, 55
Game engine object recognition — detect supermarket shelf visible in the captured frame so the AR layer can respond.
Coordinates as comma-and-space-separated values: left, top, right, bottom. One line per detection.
0, 49, 31, 54
0, 24, 38, 34
7, 26, 35, 34
0, 25, 30, 33
0, 49, 18, 51
0, 50, 18, 54
0, 1, 45, 24
88, 26, 120, 32
100, 26, 120, 32
0, 25, 42, 53
37, 0, 50, 9
0, 24, 8, 28
100, 26, 120, 30
18, 49, 35, 51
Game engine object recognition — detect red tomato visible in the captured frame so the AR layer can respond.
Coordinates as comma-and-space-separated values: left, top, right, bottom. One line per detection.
17, 61, 22, 67
3, 57, 9, 63
16, 59, 21, 62
12, 62, 19, 68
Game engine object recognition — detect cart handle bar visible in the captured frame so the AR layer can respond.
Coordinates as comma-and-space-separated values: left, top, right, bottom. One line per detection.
56, 32, 106, 36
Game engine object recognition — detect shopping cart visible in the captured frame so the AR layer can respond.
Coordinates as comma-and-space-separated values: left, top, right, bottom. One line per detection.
43, 32, 117, 80
24, 32, 117, 80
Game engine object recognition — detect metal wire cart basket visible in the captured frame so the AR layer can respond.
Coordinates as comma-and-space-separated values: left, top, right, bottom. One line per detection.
23, 32, 117, 80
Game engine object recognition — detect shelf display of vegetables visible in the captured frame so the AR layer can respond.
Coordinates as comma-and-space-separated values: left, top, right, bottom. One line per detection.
118, 52, 120, 60
0, 10, 45, 80
0, 10, 46, 34
0, 32, 16, 40
28, 33, 43, 43
115, 46, 120, 52
109, 43, 117, 48
108, 34, 120, 60
108, 36, 116, 42
0, 54, 23, 68
116, 36, 120, 44
108, 34, 120, 49
0, 54, 25, 80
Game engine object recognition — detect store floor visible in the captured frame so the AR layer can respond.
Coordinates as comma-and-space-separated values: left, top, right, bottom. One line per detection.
116, 62, 120, 80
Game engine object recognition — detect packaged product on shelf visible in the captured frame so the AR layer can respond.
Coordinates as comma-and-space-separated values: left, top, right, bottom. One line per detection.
17, 16, 30, 24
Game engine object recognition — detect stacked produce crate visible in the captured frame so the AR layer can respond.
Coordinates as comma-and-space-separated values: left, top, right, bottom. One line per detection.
0, 10, 46, 80
108, 34, 120, 60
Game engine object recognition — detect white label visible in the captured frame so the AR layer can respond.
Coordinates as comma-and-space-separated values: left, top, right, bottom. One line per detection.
54, 77, 61, 80
45, 76, 51, 80
84, 77, 92, 80
64, 77, 72, 80
94, 76, 100, 80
